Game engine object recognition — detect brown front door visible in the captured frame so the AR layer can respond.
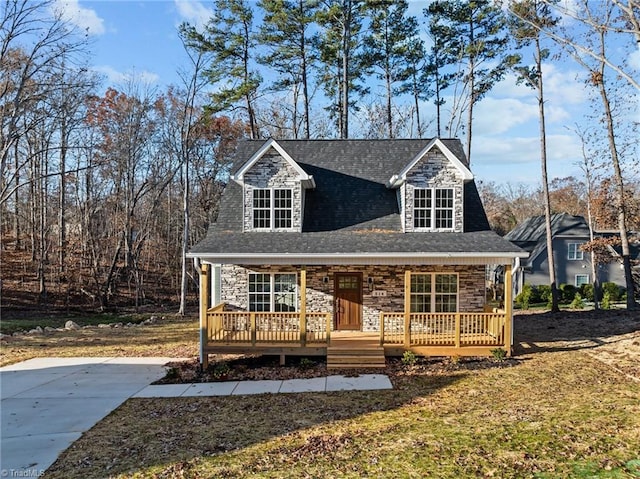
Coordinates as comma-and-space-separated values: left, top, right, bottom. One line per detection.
334, 273, 362, 330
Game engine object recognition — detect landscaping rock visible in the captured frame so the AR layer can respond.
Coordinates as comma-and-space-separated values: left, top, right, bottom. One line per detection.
65, 320, 81, 330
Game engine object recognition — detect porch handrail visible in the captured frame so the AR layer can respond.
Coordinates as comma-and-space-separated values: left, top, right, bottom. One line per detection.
380, 311, 506, 347
205, 311, 332, 345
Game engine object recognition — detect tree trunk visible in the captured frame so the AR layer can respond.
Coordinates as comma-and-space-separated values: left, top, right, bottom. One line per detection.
536, 38, 560, 312
594, 30, 637, 309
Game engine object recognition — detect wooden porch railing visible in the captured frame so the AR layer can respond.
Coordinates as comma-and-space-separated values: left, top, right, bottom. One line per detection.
380, 312, 506, 348
206, 309, 332, 346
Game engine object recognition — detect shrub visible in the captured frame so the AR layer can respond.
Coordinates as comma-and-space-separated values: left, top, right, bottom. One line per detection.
570, 293, 585, 309
536, 284, 552, 303
490, 348, 507, 362
602, 282, 624, 302
402, 350, 417, 366
515, 284, 533, 309
579, 283, 595, 302
298, 357, 315, 370
559, 284, 576, 304
602, 291, 611, 309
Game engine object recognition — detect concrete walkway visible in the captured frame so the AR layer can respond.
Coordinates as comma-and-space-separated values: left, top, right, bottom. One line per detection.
1, 357, 392, 476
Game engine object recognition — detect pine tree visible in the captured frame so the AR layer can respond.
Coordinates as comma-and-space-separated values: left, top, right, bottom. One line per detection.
316, 0, 368, 138
181, 0, 261, 139
361, 0, 420, 138
426, 0, 510, 162
258, 0, 319, 138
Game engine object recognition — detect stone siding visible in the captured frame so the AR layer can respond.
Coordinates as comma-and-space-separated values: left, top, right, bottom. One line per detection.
243, 152, 302, 231
221, 264, 486, 332
404, 147, 464, 233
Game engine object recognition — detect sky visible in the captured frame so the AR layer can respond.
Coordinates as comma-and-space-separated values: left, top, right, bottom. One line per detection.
52, 0, 640, 188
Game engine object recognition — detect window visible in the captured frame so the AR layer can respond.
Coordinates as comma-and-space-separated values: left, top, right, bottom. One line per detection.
413, 188, 454, 230
414, 189, 432, 228
410, 273, 458, 313
274, 189, 292, 228
575, 274, 589, 287
435, 189, 454, 229
252, 188, 293, 229
568, 243, 584, 260
248, 273, 297, 312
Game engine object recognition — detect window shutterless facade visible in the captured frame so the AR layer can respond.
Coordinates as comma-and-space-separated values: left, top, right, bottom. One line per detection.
568, 243, 584, 260
252, 188, 293, 230
410, 273, 458, 313
413, 188, 454, 230
248, 273, 297, 312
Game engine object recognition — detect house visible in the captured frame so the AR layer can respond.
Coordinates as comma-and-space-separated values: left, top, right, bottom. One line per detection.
187, 138, 528, 368
504, 212, 638, 295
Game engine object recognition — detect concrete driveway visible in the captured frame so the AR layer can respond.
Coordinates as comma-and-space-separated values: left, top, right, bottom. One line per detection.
0, 357, 173, 476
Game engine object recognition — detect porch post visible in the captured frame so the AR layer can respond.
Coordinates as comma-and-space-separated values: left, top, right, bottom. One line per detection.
199, 263, 209, 369
404, 269, 411, 349
300, 266, 307, 346
504, 262, 513, 356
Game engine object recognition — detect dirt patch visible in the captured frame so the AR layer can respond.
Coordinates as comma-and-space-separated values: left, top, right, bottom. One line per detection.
515, 308, 640, 380
155, 309, 640, 385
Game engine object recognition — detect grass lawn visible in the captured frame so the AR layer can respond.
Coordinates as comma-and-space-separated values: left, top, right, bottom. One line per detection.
2, 309, 639, 478
0, 315, 199, 366
41, 350, 640, 479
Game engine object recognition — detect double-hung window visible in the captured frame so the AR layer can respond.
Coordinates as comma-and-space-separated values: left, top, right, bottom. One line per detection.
252, 188, 293, 229
248, 273, 297, 312
410, 273, 458, 313
413, 188, 454, 230
568, 243, 584, 260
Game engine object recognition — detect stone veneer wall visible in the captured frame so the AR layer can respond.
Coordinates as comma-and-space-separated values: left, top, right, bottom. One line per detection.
221, 264, 486, 332
242, 151, 303, 231
404, 147, 464, 233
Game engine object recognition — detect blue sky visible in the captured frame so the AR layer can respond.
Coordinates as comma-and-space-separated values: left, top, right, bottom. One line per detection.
54, 0, 639, 188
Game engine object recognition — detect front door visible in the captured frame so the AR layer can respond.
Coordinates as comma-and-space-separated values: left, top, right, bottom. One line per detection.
334, 273, 362, 330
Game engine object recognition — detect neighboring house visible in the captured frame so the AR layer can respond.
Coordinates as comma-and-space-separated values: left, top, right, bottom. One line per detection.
187, 138, 528, 368
505, 213, 638, 295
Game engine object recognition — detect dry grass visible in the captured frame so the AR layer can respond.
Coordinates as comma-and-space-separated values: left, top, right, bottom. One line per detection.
43, 351, 640, 479
0, 315, 199, 367
32, 309, 640, 479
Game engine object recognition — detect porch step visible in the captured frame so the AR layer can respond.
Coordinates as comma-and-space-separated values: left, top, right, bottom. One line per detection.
326, 346, 387, 369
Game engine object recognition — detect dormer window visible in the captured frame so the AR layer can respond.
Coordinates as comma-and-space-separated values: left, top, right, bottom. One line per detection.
252, 188, 293, 230
413, 188, 454, 230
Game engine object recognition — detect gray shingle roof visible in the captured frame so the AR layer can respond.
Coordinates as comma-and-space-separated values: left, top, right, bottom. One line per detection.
190, 139, 526, 259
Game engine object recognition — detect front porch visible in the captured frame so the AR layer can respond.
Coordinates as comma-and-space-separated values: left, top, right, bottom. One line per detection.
199, 264, 514, 369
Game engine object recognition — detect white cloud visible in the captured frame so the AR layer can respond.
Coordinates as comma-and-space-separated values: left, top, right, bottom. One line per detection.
174, 0, 213, 30
93, 66, 160, 86
542, 63, 588, 105
472, 133, 584, 184
53, 0, 105, 36
473, 97, 538, 135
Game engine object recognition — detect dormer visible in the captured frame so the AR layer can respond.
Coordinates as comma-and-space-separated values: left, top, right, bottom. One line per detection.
386, 138, 473, 233
231, 139, 315, 232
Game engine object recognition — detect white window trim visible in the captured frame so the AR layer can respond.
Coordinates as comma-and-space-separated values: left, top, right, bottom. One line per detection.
409, 272, 459, 312
248, 272, 298, 312
575, 274, 589, 287
412, 187, 456, 232
568, 243, 584, 260
251, 188, 294, 231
